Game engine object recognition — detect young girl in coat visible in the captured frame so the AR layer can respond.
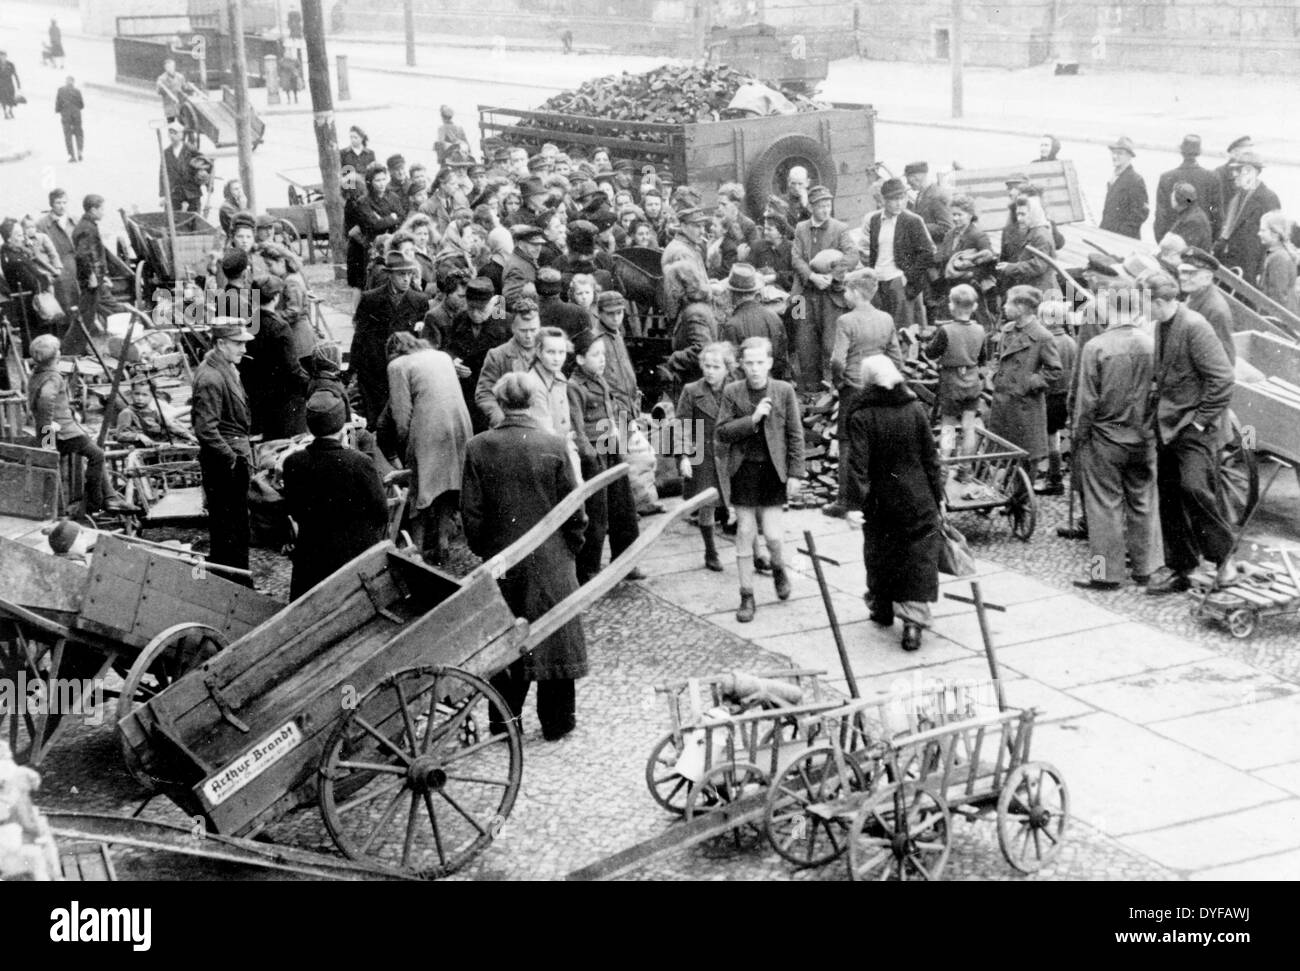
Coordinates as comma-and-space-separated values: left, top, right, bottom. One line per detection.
715, 336, 805, 622
676, 341, 733, 571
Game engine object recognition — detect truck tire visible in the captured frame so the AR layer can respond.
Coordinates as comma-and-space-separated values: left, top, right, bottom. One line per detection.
745, 134, 837, 219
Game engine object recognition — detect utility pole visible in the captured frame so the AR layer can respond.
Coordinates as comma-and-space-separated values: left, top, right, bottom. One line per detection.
404, 0, 416, 67
951, 0, 964, 118
228, 0, 257, 211
301, 0, 346, 267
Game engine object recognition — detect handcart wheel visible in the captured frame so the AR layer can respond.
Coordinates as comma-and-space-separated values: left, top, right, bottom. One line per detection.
765, 746, 871, 867
847, 783, 951, 881
644, 731, 692, 815
1225, 607, 1258, 640
318, 665, 522, 879
996, 761, 1069, 874
1007, 465, 1036, 541
1218, 418, 1259, 528
684, 761, 770, 854
116, 623, 227, 792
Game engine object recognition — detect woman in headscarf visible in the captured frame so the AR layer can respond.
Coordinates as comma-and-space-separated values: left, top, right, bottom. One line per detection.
845, 354, 944, 652
481, 225, 513, 296
1034, 134, 1061, 163
1258, 210, 1300, 316
260, 242, 316, 364
996, 193, 1057, 293
1166, 182, 1212, 252
939, 194, 997, 326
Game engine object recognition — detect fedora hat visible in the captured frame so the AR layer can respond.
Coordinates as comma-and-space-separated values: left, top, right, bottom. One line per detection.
384, 250, 419, 273
1108, 136, 1137, 157
726, 263, 761, 293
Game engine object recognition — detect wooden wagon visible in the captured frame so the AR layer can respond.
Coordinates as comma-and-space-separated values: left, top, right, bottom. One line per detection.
0, 532, 278, 768
117, 468, 715, 878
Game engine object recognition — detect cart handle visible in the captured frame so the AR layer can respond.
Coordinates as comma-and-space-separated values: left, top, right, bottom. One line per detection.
465, 463, 629, 583
0, 594, 74, 640
521, 488, 718, 650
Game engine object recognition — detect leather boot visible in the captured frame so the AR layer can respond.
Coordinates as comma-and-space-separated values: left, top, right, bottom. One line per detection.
736, 590, 756, 623
773, 565, 792, 601
700, 525, 723, 572
901, 623, 923, 651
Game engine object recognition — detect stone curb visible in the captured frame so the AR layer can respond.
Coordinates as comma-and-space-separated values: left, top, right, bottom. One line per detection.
82, 80, 387, 116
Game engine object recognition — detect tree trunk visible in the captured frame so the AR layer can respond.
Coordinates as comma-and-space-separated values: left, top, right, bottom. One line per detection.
301, 0, 346, 268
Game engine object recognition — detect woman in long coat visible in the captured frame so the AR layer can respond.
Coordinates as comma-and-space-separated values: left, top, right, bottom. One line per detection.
846, 355, 944, 652
462, 372, 588, 741
387, 332, 472, 565
347, 162, 403, 289
987, 285, 1063, 464
0, 52, 21, 119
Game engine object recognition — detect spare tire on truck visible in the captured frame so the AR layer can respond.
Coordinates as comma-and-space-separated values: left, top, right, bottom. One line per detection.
745, 134, 837, 219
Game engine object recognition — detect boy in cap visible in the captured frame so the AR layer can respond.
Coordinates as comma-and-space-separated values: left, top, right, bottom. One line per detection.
115, 376, 194, 447
282, 391, 388, 600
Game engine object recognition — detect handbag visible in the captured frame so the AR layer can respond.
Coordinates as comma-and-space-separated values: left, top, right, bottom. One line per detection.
937, 516, 976, 577
32, 290, 63, 322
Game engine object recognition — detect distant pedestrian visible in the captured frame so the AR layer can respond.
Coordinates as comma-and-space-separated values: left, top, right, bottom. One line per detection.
278, 56, 302, 105
1100, 137, 1149, 240
0, 51, 22, 120
1154, 135, 1221, 240
54, 76, 83, 163
155, 57, 197, 124
48, 21, 65, 69
1163, 183, 1212, 252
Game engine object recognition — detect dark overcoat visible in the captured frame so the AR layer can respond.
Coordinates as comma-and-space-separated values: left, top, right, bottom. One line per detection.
1154, 160, 1221, 239
1216, 182, 1282, 285
347, 284, 430, 425
461, 417, 588, 681
714, 377, 805, 507
282, 438, 388, 600
988, 315, 1063, 461
845, 384, 943, 606
674, 378, 724, 508
1167, 204, 1213, 252
246, 308, 309, 439
1100, 165, 1150, 240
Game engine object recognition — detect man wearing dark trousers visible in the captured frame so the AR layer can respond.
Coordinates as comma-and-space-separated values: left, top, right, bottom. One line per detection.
1142, 273, 1237, 594
70, 193, 107, 356
54, 76, 83, 162
192, 319, 256, 583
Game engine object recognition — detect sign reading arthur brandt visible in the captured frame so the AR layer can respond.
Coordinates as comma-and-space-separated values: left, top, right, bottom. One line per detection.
201, 721, 303, 807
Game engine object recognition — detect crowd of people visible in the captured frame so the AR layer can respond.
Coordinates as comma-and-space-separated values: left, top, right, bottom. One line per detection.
3, 86, 1298, 739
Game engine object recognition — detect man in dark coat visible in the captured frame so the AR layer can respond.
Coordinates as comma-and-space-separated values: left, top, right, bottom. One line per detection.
536, 266, 590, 339
719, 263, 789, 380
1164, 184, 1213, 252
1154, 135, 1221, 240
793, 185, 861, 390
904, 161, 953, 246
1177, 247, 1235, 364
1100, 137, 1149, 240
462, 372, 588, 741
71, 193, 107, 355
845, 355, 943, 652
1142, 273, 1236, 594
1213, 136, 1253, 230
53, 76, 84, 163
245, 278, 310, 438
502, 224, 544, 306
445, 277, 510, 434
192, 320, 256, 580
1214, 151, 1281, 285
159, 121, 202, 212
865, 178, 934, 335
282, 391, 388, 600
347, 251, 430, 426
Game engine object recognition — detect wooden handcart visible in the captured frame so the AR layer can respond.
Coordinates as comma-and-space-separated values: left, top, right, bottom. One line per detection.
117, 468, 716, 879
0, 532, 278, 767
941, 426, 1036, 541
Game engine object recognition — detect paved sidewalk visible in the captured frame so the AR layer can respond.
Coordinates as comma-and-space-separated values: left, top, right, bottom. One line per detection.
633, 501, 1300, 879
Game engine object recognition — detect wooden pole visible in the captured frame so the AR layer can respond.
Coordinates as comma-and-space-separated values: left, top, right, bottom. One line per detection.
951, 0, 964, 119
227, 0, 257, 212
155, 127, 180, 279
301, 0, 347, 267
404, 0, 416, 67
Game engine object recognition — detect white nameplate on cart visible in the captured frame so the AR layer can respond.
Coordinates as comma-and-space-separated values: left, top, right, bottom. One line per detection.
202, 722, 303, 807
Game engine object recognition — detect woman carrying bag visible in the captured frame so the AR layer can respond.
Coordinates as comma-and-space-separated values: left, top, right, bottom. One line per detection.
845, 354, 945, 652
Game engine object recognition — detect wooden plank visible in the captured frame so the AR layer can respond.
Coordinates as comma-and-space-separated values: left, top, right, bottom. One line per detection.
0, 535, 87, 614
0, 454, 61, 520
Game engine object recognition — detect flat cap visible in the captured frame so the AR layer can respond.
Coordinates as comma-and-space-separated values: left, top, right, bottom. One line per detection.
305, 390, 346, 437
1178, 246, 1220, 272
808, 184, 834, 204
1227, 135, 1253, 153
676, 206, 709, 225
518, 175, 547, 198
466, 277, 495, 302
510, 223, 546, 244
903, 161, 928, 176
596, 290, 626, 311
1179, 134, 1202, 156
229, 210, 256, 232
210, 317, 255, 341
1108, 135, 1137, 157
